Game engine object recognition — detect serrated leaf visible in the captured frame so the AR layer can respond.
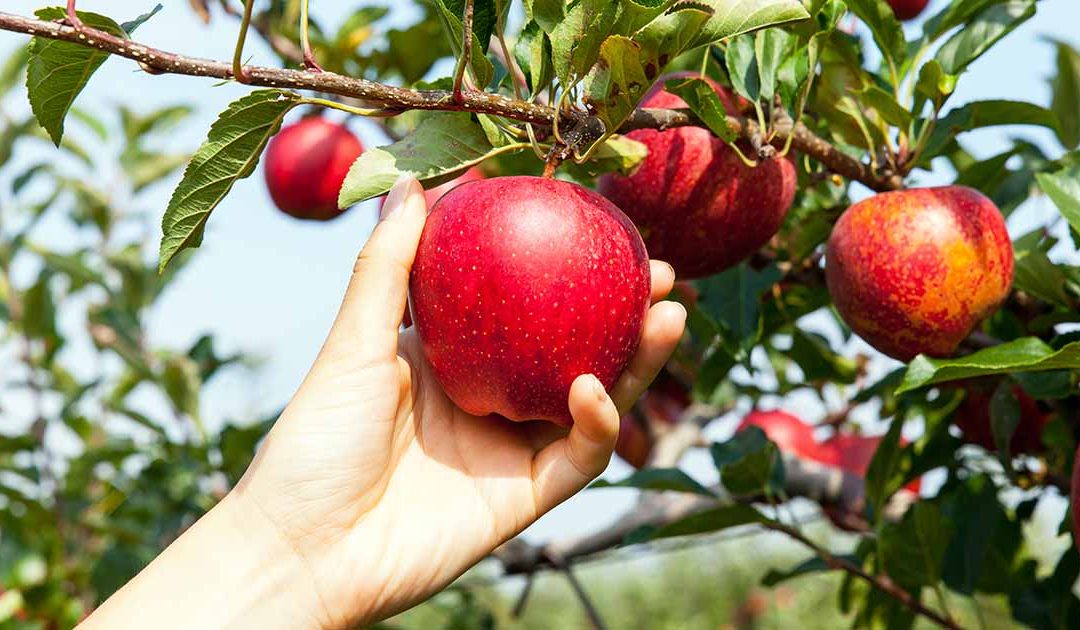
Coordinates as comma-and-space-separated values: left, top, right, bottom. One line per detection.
158, 90, 299, 272
582, 35, 650, 135
1037, 167, 1080, 239
513, 21, 553, 96
921, 100, 1060, 163
688, 0, 809, 50
550, 0, 620, 85
666, 77, 736, 142
879, 502, 951, 589
590, 468, 715, 495
897, 338, 1080, 393
338, 112, 529, 206
524, 0, 566, 33
843, 0, 905, 74
26, 8, 127, 146
934, 0, 1035, 75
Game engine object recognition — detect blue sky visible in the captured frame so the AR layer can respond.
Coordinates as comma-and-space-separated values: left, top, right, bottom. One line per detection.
1, 0, 1077, 543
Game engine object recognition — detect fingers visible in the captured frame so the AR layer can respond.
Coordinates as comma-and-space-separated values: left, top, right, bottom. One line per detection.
609, 301, 686, 414
649, 260, 675, 304
530, 374, 620, 515
322, 175, 427, 367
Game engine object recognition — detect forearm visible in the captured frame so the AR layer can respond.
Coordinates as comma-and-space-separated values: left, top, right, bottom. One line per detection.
80, 493, 326, 630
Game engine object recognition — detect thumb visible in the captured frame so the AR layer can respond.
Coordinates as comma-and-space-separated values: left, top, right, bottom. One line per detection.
321, 175, 427, 368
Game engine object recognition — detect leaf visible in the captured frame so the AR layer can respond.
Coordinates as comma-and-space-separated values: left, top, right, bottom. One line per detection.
789, 329, 858, 383
858, 84, 912, 128
666, 77, 736, 142
863, 413, 903, 516
431, 0, 495, 88
922, 0, 1005, 40
338, 112, 529, 206
513, 21, 553, 96
435, 0, 498, 52
1037, 167, 1080, 239
590, 468, 715, 496
1012, 228, 1072, 308
697, 262, 782, 357
711, 427, 785, 496
941, 475, 1022, 595
581, 35, 651, 137
934, 0, 1035, 75
688, 0, 810, 50
878, 502, 951, 589
158, 90, 299, 272
913, 59, 957, 109
524, 0, 566, 33
1049, 39, 1080, 149
624, 504, 766, 545
921, 100, 1060, 163
26, 9, 127, 146
897, 338, 1080, 393
549, 0, 620, 85
843, 0, 905, 74
725, 34, 760, 104
989, 379, 1020, 458
763, 555, 849, 586
120, 3, 163, 33
755, 27, 793, 104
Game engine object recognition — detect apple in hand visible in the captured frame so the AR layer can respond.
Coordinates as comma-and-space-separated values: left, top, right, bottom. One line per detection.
951, 379, 1050, 454
887, 0, 930, 21
263, 116, 364, 221
409, 176, 651, 425
825, 186, 1013, 361
597, 73, 797, 279
737, 410, 822, 461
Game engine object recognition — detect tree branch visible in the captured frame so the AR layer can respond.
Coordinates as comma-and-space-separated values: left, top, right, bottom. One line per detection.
0, 10, 904, 192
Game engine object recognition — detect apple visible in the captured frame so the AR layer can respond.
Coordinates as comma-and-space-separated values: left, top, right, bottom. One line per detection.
737, 410, 821, 461
819, 433, 921, 493
263, 116, 364, 220
597, 73, 797, 279
825, 186, 1013, 361
888, 0, 930, 21
409, 176, 651, 425
615, 371, 691, 467
951, 379, 1049, 454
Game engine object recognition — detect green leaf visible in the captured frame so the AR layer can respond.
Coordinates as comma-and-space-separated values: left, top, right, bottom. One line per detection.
338, 112, 529, 206
941, 475, 1022, 595
843, 0, 906, 75
158, 90, 299, 272
624, 504, 766, 545
934, 0, 1035, 75
688, 0, 810, 50
989, 379, 1020, 458
858, 84, 912, 128
120, 105, 194, 142
435, 0, 498, 52
26, 8, 127, 146
913, 59, 957, 109
725, 34, 760, 103
863, 414, 903, 517
755, 27, 793, 104
523, 0, 566, 33
711, 427, 785, 496
788, 329, 858, 383
697, 262, 782, 357
550, 0, 620, 86
898, 338, 1080, 393
666, 77, 736, 142
162, 354, 201, 421
763, 555, 848, 586
1012, 228, 1072, 308
432, 0, 495, 88
878, 502, 951, 589
513, 21, 553, 96
590, 468, 715, 496
120, 3, 163, 34
922, 100, 1060, 163
922, 0, 1006, 40
1049, 39, 1080, 149
581, 36, 651, 138
1037, 167, 1080, 239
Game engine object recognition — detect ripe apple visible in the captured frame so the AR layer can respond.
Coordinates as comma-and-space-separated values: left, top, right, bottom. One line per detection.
888, 0, 930, 20
951, 379, 1049, 454
825, 186, 1013, 361
409, 176, 651, 425
615, 371, 691, 467
819, 432, 921, 493
597, 73, 797, 279
737, 410, 821, 461
263, 116, 363, 220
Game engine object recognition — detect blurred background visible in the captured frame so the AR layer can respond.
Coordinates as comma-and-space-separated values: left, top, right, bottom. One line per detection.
0, 0, 1077, 627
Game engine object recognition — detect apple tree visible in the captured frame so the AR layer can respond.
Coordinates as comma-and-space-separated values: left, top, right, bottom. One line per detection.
1, 0, 1079, 627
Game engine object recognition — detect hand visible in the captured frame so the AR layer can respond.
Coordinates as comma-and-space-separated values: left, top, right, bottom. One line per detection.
83, 176, 686, 630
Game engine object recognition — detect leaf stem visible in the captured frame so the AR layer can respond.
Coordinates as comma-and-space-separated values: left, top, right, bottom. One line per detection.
232, 0, 254, 83
300, 0, 322, 72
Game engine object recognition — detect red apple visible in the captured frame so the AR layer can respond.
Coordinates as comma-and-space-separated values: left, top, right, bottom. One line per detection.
615, 371, 691, 467
952, 379, 1050, 454
409, 176, 651, 425
263, 116, 364, 220
737, 410, 822, 461
819, 433, 921, 493
597, 73, 797, 279
825, 186, 1013, 361
888, 0, 930, 20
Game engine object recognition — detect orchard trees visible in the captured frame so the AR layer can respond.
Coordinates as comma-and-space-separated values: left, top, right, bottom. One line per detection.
1, 0, 1080, 628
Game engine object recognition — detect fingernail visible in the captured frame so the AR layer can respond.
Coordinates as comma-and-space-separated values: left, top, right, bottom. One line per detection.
381, 175, 415, 221
661, 260, 674, 278
591, 375, 607, 401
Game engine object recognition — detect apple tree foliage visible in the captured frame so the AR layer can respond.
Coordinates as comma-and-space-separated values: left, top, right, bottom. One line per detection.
0, 0, 1079, 627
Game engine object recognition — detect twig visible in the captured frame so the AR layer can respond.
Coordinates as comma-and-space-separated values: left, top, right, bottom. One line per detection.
0, 10, 903, 193
65, 0, 82, 30
544, 550, 607, 630
510, 573, 535, 618
451, 0, 475, 103
231, 0, 254, 82
299, 0, 322, 72
762, 520, 962, 630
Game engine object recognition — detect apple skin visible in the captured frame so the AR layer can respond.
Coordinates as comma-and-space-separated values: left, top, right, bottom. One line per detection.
819, 433, 921, 493
597, 74, 797, 279
952, 379, 1049, 454
263, 116, 364, 221
825, 186, 1013, 361
615, 371, 691, 467
737, 410, 822, 461
888, 0, 930, 20
409, 176, 651, 425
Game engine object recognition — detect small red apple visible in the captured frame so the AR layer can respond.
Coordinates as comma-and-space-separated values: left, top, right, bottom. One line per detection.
615, 371, 691, 467
737, 410, 822, 461
951, 379, 1050, 454
819, 433, 921, 493
825, 186, 1013, 361
263, 116, 364, 220
887, 0, 930, 20
597, 73, 797, 279
409, 176, 651, 425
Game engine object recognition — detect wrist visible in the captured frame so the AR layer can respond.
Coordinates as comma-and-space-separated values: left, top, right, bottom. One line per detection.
82, 492, 327, 630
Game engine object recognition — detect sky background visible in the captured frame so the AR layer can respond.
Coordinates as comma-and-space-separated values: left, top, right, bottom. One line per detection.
0, 0, 1078, 546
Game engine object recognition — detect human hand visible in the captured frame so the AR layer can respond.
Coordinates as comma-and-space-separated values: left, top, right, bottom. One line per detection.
83, 176, 685, 629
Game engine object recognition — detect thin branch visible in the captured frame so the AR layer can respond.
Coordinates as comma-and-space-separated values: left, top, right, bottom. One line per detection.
65, 0, 82, 30
452, 0, 475, 103
0, 10, 903, 192
231, 0, 254, 82
299, 0, 322, 72
545, 550, 607, 630
762, 520, 962, 630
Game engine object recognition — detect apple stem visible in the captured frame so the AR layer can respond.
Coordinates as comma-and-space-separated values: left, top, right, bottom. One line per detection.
542, 147, 564, 179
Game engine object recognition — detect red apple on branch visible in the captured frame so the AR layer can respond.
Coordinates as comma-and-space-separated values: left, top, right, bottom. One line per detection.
263, 116, 364, 221
888, 0, 930, 21
737, 410, 822, 461
409, 176, 651, 425
951, 379, 1050, 454
597, 74, 797, 279
826, 186, 1013, 361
